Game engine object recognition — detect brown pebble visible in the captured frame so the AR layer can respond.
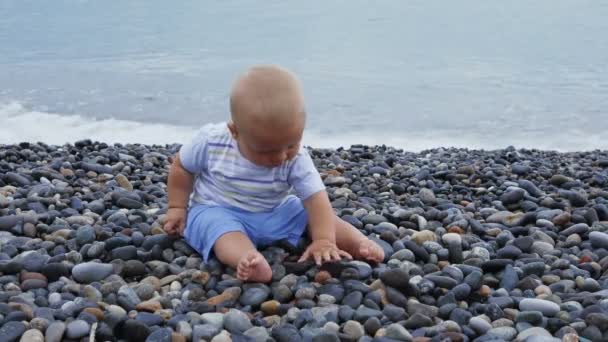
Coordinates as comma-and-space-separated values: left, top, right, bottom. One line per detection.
20, 272, 47, 282
314, 270, 331, 284
136, 300, 163, 313
21, 279, 48, 291
261, 300, 280, 316
206, 287, 241, 306
9, 302, 34, 320
479, 285, 491, 297
171, 332, 187, 342
413, 338, 431, 342
192, 271, 210, 285
448, 226, 465, 234
83, 307, 105, 320
437, 261, 450, 269
562, 333, 579, 342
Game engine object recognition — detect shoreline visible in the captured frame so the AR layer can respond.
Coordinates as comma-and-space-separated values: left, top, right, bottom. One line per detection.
1, 141, 608, 341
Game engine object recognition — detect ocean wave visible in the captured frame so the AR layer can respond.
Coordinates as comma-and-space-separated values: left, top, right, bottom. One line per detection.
1, 101, 605, 152
0, 101, 198, 146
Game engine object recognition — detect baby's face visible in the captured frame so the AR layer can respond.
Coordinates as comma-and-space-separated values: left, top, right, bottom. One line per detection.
236, 120, 303, 168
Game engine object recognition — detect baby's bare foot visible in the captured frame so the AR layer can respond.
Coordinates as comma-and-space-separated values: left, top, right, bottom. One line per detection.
357, 238, 385, 263
236, 250, 272, 283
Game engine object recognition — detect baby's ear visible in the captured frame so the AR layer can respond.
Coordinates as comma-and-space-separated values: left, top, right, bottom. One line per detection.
227, 121, 238, 139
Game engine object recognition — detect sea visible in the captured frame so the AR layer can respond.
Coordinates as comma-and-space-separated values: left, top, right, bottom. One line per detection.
1, 0, 607, 151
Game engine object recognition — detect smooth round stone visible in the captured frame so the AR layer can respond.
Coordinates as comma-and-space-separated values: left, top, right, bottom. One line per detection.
487, 327, 518, 340
75, 225, 96, 246
497, 245, 522, 259
342, 291, 363, 309
363, 317, 382, 336
469, 317, 492, 334
451, 283, 471, 300
21, 278, 47, 291
117, 285, 141, 311
362, 214, 387, 225
145, 328, 172, 342
517, 311, 544, 325
411, 231, 437, 245
522, 262, 545, 277
442, 233, 462, 245
66, 320, 90, 339
201, 313, 225, 329
122, 260, 146, 278
176, 322, 193, 340
354, 306, 383, 322
519, 298, 560, 317
531, 241, 554, 256
384, 323, 412, 341
110, 245, 138, 260
192, 324, 221, 341
136, 312, 164, 326
19, 329, 44, 342
121, 319, 151, 341
224, 309, 253, 334
343, 320, 365, 339
244, 326, 270, 342
419, 188, 437, 205
379, 268, 410, 292
45, 321, 66, 342
240, 287, 270, 307
72, 262, 114, 283
516, 327, 552, 341
0, 321, 27, 342
295, 287, 316, 300
589, 231, 608, 249
464, 270, 483, 290
29, 317, 50, 332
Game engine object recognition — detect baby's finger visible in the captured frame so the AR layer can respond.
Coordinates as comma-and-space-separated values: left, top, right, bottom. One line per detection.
177, 222, 186, 235
298, 249, 310, 262
322, 251, 331, 263
338, 250, 353, 260
314, 252, 322, 266
330, 250, 341, 261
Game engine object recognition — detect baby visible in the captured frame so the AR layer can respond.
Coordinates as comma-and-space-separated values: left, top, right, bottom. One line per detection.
164, 65, 384, 283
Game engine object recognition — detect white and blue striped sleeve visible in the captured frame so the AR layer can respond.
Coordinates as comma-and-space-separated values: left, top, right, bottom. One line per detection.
179, 128, 209, 174
288, 149, 325, 200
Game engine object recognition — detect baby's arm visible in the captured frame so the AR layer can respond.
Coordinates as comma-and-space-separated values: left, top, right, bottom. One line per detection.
164, 154, 195, 235
299, 190, 352, 264
303, 191, 335, 242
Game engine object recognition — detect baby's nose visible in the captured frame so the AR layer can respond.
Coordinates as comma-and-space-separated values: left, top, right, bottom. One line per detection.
272, 151, 288, 164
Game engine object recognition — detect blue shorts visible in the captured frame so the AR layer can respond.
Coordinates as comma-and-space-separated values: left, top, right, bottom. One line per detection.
184, 195, 308, 262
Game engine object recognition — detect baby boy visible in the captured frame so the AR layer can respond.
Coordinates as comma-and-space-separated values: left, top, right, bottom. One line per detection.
164, 65, 384, 283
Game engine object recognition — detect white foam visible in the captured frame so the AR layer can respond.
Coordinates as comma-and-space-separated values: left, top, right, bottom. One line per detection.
1, 101, 605, 152
0, 102, 199, 146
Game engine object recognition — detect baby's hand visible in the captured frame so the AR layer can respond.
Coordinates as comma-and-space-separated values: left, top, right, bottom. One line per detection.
298, 239, 352, 265
164, 208, 187, 236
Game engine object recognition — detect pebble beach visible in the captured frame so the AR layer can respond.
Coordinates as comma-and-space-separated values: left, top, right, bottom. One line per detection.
1, 141, 608, 342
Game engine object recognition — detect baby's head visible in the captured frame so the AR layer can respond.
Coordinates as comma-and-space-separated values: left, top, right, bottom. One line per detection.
228, 65, 305, 168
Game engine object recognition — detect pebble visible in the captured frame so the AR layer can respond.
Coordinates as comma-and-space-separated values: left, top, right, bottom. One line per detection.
65, 320, 90, 339
519, 298, 561, 317
72, 262, 114, 283
0, 322, 26, 342
343, 320, 365, 339
2, 143, 608, 342
44, 321, 66, 342
19, 329, 44, 342
224, 309, 253, 334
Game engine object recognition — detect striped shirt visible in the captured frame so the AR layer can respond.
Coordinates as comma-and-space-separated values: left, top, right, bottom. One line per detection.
179, 122, 325, 212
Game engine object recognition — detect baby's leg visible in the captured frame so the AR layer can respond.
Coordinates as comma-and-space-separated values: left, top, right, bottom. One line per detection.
213, 232, 272, 283
334, 217, 385, 263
